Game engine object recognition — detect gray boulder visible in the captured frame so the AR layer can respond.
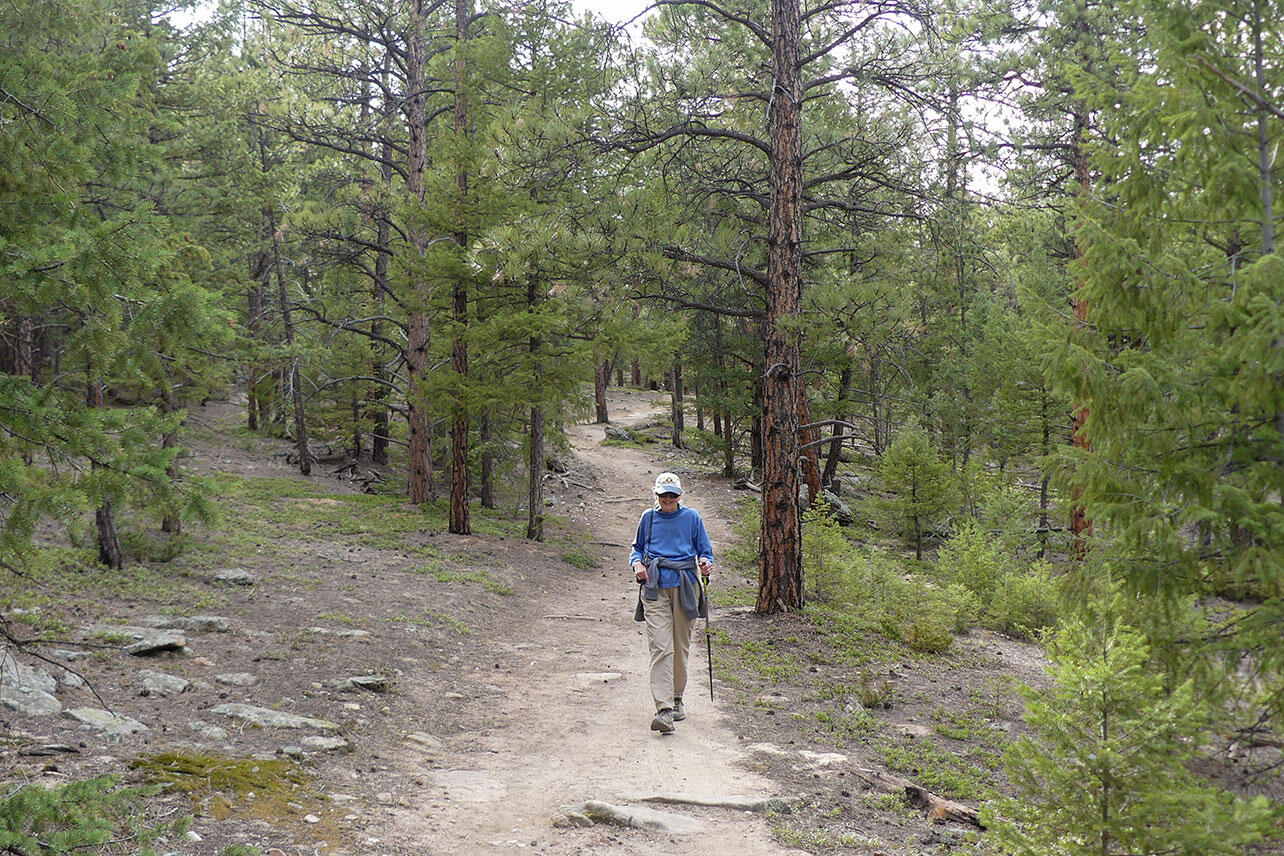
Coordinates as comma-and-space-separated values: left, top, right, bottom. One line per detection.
139, 669, 190, 697
213, 569, 257, 586
820, 489, 855, 526
1, 685, 62, 717
65, 708, 147, 736
140, 615, 231, 633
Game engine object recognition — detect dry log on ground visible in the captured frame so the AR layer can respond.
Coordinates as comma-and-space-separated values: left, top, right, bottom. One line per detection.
852, 768, 984, 828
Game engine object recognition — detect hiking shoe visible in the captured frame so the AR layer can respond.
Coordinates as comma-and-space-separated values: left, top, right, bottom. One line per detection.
672, 697, 686, 721
650, 708, 675, 733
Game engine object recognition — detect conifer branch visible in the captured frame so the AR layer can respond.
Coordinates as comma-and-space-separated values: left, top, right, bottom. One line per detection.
653, 0, 770, 45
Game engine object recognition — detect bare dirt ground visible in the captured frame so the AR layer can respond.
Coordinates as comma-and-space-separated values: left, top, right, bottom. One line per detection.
377, 388, 801, 855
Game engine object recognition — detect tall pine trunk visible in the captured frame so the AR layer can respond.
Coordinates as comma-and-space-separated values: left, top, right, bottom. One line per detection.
405, 0, 433, 503
670, 361, 684, 449
87, 375, 123, 569
594, 360, 611, 423
756, 0, 805, 614
526, 277, 545, 540
267, 206, 310, 476
448, 0, 471, 535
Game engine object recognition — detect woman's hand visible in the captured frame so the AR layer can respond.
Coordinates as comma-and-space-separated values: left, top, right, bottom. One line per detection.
698, 557, 713, 577
633, 561, 647, 582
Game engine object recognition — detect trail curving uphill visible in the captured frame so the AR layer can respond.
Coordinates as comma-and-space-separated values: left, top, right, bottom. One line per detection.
384, 389, 800, 855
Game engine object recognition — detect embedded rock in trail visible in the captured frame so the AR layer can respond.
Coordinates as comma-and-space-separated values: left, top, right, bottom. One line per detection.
622, 793, 799, 814
209, 702, 340, 730
300, 735, 350, 752
1, 657, 62, 716
1, 656, 57, 694
1, 684, 62, 717
140, 615, 231, 633
213, 672, 259, 687
138, 669, 190, 697
187, 720, 229, 741
85, 625, 186, 656
603, 424, 636, 442
329, 674, 392, 693
307, 626, 370, 639
65, 708, 147, 736
213, 568, 257, 586
554, 800, 704, 834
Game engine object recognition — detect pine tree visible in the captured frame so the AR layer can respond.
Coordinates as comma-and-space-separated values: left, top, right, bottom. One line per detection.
987, 592, 1273, 856
873, 419, 955, 560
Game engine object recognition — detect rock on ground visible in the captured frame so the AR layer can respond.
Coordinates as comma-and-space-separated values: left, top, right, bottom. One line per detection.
554, 800, 704, 834
64, 708, 147, 736
208, 702, 339, 730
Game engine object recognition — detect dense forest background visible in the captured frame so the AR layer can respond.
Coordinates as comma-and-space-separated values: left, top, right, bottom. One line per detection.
2, 0, 1282, 851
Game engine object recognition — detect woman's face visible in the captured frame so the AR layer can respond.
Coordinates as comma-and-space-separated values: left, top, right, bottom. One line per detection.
656, 492, 680, 511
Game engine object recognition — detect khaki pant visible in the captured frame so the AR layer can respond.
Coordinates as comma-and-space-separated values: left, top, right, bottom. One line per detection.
642, 587, 694, 711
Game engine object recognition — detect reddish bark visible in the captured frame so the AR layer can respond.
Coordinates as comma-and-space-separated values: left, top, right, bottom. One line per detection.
756, 0, 805, 614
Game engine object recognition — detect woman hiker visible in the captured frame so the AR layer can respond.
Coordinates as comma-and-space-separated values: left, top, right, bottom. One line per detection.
630, 472, 714, 733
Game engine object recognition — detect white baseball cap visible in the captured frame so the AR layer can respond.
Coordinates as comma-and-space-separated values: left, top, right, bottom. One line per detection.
653, 472, 683, 496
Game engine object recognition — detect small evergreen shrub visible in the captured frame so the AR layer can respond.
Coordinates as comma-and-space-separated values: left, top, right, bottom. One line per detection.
986, 591, 1274, 855
903, 613, 954, 653
802, 499, 852, 602
938, 518, 1002, 600
989, 562, 1059, 639
0, 775, 185, 855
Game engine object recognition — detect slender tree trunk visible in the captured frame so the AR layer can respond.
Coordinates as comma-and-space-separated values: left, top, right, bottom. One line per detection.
246, 255, 267, 431
1039, 388, 1051, 558
406, 0, 433, 503
723, 409, 735, 476
695, 378, 704, 432
1067, 10, 1095, 558
267, 206, 310, 476
448, 0, 471, 535
756, 0, 805, 614
798, 378, 821, 506
869, 351, 884, 454
87, 375, 124, 569
528, 406, 544, 540
527, 277, 545, 540
821, 364, 853, 487
594, 360, 611, 423
670, 361, 685, 448
161, 381, 182, 534
13, 315, 35, 465
369, 72, 394, 467
1250, 0, 1283, 487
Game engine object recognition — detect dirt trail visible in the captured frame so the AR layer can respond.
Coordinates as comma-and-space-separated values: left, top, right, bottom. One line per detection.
384, 389, 800, 855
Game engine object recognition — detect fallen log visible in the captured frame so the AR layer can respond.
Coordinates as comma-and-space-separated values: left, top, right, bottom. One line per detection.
852, 768, 984, 828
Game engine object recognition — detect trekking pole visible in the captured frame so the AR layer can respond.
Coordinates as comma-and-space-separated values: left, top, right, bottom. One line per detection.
701, 575, 714, 701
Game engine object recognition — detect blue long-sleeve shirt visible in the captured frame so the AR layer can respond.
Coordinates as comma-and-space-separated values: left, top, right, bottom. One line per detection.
629, 505, 714, 589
